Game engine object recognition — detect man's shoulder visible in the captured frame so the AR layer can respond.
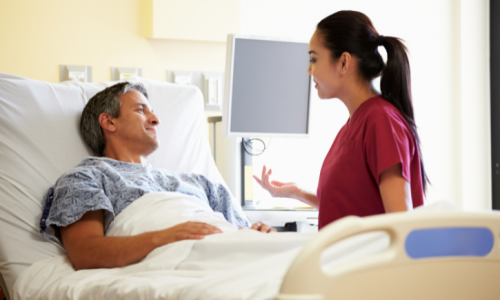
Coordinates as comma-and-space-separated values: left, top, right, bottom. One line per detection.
70, 157, 136, 173
55, 157, 111, 183
76, 156, 117, 168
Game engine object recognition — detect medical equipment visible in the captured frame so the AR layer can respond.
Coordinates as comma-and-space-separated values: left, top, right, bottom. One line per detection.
1, 72, 499, 299
222, 34, 312, 138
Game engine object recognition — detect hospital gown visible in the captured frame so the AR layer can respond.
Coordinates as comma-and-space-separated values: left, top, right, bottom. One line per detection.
39, 157, 250, 245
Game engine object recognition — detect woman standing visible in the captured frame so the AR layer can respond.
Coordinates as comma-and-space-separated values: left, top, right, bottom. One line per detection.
254, 10, 428, 229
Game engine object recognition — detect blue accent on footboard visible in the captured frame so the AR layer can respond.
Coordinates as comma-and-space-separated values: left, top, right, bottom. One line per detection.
405, 227, 494, 259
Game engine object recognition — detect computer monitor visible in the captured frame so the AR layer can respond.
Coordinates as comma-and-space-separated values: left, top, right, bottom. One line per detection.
222, 34, 312, 138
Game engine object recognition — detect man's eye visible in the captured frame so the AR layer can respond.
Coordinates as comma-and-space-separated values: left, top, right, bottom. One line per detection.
309, 58, 316, 63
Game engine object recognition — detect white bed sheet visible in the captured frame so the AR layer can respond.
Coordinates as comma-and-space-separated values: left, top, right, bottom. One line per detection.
13, 194, 462, 300
12, 192, 314, 300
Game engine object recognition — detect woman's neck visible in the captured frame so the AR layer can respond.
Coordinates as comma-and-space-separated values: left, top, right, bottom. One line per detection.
341, 82, 379, 118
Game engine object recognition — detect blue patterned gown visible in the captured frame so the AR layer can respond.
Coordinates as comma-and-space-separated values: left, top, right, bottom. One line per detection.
40, 157, 250, 245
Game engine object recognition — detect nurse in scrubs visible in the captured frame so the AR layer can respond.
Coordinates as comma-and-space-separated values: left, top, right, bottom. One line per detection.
254, 10, 429, 230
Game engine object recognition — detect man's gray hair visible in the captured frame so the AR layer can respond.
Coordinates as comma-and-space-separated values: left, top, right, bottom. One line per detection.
80, 82, 149, 156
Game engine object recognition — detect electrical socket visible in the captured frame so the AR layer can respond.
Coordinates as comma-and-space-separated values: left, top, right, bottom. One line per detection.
111, 67, 142, 81
60, 65, 92, 82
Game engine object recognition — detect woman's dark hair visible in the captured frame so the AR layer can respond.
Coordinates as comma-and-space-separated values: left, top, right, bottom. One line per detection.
317, 10, 429, 192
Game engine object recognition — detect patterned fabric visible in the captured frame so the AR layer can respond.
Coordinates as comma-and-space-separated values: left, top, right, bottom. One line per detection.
40, 157, 250, 245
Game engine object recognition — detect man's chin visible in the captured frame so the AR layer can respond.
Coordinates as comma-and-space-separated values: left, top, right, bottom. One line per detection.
141, 138, 160, 157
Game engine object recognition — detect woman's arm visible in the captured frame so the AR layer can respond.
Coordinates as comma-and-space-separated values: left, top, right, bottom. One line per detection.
379, 163, 412, 213
253, 166, 319, 209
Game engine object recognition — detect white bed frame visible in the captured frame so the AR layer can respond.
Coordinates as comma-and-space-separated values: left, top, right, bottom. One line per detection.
276, 211, 500, 300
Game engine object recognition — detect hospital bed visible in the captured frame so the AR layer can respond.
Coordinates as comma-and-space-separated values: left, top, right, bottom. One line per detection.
0, 72, 499, 300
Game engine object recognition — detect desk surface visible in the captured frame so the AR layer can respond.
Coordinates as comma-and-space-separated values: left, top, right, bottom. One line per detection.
243, 208, 318, 223
243, 208, 318, 212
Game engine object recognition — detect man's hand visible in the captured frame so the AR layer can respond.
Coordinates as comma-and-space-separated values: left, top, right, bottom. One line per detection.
240, 221, 277, 233
152, 221, 222, 246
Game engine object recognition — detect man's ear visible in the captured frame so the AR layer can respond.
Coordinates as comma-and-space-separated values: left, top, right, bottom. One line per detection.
99, 113, 117, 133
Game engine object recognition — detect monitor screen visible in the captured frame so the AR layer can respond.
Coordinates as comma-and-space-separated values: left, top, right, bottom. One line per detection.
222, 35, 311, 137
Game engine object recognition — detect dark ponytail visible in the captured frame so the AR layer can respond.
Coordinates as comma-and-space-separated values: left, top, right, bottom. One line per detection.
317, 10, 429, 192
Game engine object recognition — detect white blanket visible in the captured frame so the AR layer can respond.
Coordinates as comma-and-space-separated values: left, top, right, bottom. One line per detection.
12, 192, 315, 300
13, 193, 460, 300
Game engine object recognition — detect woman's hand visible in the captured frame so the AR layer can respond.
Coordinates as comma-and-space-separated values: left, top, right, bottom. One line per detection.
253, 166, 320, 209
253, 165, 300, 198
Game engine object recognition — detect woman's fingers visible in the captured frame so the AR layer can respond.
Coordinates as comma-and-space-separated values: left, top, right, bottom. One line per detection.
264, 168, 272, 187
271, 180, 283, 187
261, 165, 267, 184
255, 166, 286, 197
261, 166, 272, 190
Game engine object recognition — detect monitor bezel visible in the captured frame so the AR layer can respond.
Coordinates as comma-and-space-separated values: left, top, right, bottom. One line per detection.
222, 34, 312, 138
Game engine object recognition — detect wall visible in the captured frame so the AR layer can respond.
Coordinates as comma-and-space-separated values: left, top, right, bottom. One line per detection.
458, 0, 491, 210
0, 0, 491, 209
239, 0, 491, 209
0, 0, 226, 82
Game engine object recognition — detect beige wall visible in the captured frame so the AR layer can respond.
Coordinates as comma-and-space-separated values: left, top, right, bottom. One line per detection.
0, 0, 227, 82
0, 0, 491, 209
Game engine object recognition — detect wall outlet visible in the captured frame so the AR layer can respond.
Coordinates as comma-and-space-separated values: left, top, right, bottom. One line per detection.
203, 72, 224, 106
174, 74, 192, 85
68, 71, 85, 82
111, 67, 142, 81
167, 70, 223, 111
167, 70, 196, 86
205, 77, 219, 104
60, 65, 92, 82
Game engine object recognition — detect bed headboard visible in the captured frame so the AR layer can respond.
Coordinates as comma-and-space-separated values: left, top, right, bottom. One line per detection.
0, 73, 227, 296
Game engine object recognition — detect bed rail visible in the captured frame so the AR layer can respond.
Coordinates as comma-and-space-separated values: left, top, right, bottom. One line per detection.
276, 211, 500, 300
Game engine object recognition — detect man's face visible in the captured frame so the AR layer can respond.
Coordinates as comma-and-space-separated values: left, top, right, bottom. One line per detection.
112, 90, 161, 157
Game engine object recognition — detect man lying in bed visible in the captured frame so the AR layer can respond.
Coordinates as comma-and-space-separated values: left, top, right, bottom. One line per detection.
39, 82, 275, 271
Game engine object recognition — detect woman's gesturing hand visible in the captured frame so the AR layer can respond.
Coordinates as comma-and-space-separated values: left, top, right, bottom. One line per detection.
253, 165, 300, 199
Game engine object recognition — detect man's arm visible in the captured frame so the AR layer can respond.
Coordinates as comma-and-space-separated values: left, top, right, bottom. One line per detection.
60, 210, 222, 270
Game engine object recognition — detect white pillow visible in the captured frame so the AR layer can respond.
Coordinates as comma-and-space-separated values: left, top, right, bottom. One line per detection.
0, 73, 227, 295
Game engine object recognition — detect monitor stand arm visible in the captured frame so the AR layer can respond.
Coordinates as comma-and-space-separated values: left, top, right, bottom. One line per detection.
241, 138, 255, 208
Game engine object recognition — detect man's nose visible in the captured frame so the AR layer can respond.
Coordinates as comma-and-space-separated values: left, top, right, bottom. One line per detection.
149, 112, 161, 125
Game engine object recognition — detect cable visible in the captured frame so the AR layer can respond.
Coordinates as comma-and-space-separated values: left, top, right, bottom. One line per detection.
242, 138, 271, 156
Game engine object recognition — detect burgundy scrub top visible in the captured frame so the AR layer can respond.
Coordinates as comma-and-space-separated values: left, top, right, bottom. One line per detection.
317, 96, 424, 229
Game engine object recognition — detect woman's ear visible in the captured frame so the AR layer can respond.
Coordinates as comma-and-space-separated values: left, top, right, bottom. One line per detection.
99, 113, 117, 133
339, 52, 352, 75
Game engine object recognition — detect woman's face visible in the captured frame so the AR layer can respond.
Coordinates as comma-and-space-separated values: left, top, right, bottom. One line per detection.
308, 30, 343, 99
